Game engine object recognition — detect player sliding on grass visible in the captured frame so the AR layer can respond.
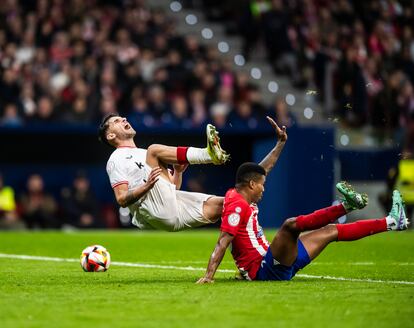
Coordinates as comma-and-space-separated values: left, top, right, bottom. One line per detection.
99, 113, 232, 231
197, 161, 409, 282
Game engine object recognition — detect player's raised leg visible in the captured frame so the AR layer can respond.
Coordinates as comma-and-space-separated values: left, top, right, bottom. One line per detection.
300, 189, 409, 261
268, 181, 368, 266
146, 124, 230, 169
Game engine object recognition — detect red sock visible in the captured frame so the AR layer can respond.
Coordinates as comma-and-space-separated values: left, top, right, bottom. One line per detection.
295, 204, 346, 231
176, 147, 189, 164
336, 219, 387, 241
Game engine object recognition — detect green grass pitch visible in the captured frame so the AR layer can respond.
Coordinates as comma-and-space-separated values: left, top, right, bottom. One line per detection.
0, 230, 413, 328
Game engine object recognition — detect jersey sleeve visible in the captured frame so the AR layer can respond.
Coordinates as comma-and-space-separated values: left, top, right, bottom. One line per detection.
106, 157, 128, 188
220, 199, 249, 236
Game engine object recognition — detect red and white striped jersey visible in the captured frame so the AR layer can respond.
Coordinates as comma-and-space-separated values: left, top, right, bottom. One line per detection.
220, 188, 269, 280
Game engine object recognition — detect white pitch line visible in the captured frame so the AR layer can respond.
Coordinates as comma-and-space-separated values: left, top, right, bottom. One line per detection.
309, 262, 414, 266
296, 274, 414, 285
110, 260, 233, 273
0, 253, 413, 285
0, 253, 234, 273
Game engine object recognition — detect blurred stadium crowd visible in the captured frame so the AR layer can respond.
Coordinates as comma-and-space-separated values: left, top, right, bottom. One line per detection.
0, 0, 412, 148
1, 0, 414, 229
0, 0, 292, 132
202, 0, 414, 153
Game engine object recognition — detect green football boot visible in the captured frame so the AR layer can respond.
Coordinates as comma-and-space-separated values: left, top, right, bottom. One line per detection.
387, 190, 409, 231
336, 181, 368, 212
206, 124, 230, 165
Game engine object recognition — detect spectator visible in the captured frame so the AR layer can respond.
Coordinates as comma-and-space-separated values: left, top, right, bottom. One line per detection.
127, 91, 156, 128
167, 95, 192, 129
268, 97, 296, 128
0, 173, 23, 229
19, 174, 58, 229
17, 83, 36, 119
229, 101, 259, 130
32, 96, 56, 123
0, 103, 24, 127
63, 97, 91, 124
210, 103, 229, 128
147, 84, 170, 123
61, 171, 103, 229
189, 89, 208, 127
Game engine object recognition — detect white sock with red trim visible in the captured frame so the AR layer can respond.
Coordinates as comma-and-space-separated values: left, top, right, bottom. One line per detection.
186, 147, 212, 164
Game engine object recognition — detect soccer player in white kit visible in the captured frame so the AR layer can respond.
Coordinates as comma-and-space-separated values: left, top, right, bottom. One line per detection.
99, 114, 230, 231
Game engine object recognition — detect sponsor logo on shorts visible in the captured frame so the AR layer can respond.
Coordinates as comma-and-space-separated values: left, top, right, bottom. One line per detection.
273, 258, 280, 266
228, 213, 240, 226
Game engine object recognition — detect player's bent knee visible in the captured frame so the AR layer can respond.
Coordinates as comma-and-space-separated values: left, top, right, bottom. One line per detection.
281, 217, 298, 232
202, 196, 224, 223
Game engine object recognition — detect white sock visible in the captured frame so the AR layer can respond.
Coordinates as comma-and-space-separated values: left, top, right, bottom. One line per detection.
186, 147, 212, 164
385, 216, 396, 231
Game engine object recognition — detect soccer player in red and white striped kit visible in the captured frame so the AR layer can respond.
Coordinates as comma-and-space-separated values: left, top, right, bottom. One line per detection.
198, 118, 409, 283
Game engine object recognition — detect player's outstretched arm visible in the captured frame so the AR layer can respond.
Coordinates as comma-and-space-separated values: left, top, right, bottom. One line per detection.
259, 116, 287, 175
113, 167, 162, 207
197, 232, 234, 284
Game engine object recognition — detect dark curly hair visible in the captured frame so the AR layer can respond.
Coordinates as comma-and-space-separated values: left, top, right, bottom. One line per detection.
236, 162, 266, 186
98, 113, 118, 147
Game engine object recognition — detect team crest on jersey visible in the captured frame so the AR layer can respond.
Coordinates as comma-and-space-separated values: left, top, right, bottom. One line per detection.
235, 206, 241, 213
228, 213, 240, 226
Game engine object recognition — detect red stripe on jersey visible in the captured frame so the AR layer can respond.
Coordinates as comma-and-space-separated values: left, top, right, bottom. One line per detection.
220, 188, 269, 280
252, 212, 269, 250
111, 181, 129, 188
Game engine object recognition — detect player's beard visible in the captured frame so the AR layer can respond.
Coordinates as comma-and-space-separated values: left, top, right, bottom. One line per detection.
255, 192, 263, 203
119, 129, 136, 141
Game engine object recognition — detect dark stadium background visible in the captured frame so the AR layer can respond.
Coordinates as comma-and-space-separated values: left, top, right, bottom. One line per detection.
0, 0, 413, 229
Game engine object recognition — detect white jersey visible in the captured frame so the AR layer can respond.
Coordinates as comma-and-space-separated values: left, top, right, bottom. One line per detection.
106, 146, 151, 192
106, 146, 214, 231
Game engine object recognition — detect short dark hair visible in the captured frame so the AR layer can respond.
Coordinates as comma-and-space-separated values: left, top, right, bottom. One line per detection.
236, 162, 266, 185
98, 113, 118, 147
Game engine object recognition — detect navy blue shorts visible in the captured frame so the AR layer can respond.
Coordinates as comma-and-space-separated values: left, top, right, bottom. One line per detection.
255, 239, 311, 281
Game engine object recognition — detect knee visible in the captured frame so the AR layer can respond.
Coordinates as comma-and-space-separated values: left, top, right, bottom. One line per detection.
280, 217, 298, 232
213, 197, 224, 209
203, 197, 223, 223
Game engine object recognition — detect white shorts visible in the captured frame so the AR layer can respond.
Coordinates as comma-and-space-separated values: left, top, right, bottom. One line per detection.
130, 177, 214, 231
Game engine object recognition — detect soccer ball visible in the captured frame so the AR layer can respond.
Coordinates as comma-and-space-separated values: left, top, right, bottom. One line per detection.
80, 245, 111, 272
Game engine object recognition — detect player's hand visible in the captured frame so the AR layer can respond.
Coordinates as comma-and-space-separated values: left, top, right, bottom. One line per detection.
266, 116, 287, 142
145, 167, 162, 189
173, 163, 189, 173
196, 277, 214, 284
